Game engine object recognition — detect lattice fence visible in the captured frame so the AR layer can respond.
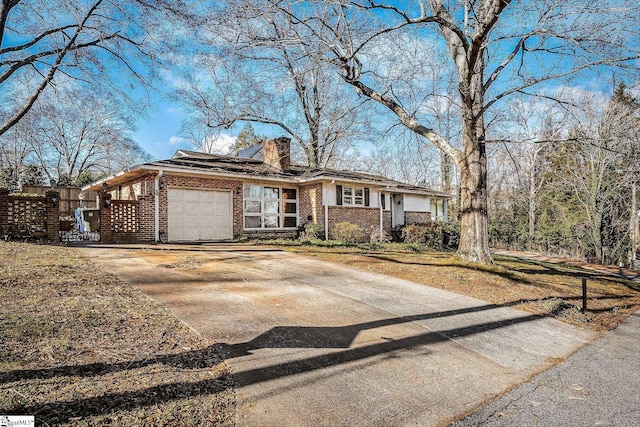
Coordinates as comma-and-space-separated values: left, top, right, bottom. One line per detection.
7, 197, 47, 236
110, 200, 139, 233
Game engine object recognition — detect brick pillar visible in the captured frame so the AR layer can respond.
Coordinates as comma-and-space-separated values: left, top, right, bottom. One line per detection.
45, 190, 60, 241
99, 191, 112, 243
0, 188, 9, 237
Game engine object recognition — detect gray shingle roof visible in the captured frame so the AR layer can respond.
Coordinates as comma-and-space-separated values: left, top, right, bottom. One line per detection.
84, 149, 452, 198
166, 150, 452, 197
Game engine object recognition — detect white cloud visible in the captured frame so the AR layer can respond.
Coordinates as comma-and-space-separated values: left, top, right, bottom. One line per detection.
202, 133, 237, 155
168, 135, 190, 145
159, 68, 188, 89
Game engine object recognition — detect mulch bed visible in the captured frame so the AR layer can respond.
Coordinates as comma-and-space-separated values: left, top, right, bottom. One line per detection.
0, 242, 235, 426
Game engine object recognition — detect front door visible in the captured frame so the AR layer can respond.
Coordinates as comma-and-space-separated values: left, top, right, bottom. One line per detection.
392, 194, 404, 227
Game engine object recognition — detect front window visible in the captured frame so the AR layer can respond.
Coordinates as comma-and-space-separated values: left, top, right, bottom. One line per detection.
244, 185, 298, 229
342, 186, 365, 206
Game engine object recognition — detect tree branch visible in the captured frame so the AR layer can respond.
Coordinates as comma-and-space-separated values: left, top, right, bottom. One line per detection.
483, 54, 640, 114
338, 61, 461, 162
0, 24, 78, 55
0, 0, 106, 137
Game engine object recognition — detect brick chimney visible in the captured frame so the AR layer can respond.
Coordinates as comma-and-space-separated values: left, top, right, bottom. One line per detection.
262, 137, 291, 171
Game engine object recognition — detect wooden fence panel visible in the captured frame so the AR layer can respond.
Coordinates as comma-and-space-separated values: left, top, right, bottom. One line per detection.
22, 185, 98, 216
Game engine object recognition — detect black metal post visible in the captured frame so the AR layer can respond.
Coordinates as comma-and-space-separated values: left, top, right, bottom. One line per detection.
582, 278, 587, 313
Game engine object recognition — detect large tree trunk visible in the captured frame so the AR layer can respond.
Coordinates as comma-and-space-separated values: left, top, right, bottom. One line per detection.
454, 37, 492, 264
457, 116, 492, 263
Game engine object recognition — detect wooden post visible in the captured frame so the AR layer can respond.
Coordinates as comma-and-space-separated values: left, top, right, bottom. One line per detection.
582, 278, 587, 313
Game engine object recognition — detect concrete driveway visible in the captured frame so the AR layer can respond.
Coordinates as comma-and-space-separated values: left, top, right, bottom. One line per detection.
80, 244, 595, 427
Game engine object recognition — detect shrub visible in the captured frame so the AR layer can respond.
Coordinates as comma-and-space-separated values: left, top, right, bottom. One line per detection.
299, 222, 320, 241
399, 221, 460, 251
331, 221, 365, 243
369, 226, 390, 244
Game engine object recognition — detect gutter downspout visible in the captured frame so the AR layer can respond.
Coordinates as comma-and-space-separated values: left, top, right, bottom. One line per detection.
323, 183, 329, 240
154, 170, 163, 242
379, 190, 384, 241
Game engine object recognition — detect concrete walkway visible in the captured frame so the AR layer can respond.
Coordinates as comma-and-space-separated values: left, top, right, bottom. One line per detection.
452, 308, 640, 426
80, 245, 596, 427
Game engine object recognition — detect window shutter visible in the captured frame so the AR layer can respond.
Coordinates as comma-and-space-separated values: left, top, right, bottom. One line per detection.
336, 185, 342, 205
364, 187, 370, 207
381, 193, 385, 209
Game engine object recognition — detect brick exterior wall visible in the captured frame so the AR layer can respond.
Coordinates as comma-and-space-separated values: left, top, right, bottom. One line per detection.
99, 190, 141, 244
327, 206, 386, 241
96, 173, 418, 243
383, 211, 392, 233
405, 211, 431, 224
0, 188, 9, 237
104, 175, 155, 241
99, 191, 112, 243
138, 194, 155, 241
103, 173, 306, 242
298, 183, 325, 236
262, 138, 291, 170
242, 229, 298, 239
159, 174, 243, 239
0, 188, 59, 241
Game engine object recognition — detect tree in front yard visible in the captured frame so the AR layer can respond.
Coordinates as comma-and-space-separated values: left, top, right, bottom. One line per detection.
214, 0, 640, 263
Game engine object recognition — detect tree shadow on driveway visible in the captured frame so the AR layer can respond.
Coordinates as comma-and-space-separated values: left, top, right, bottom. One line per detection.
2, 299, 571, 424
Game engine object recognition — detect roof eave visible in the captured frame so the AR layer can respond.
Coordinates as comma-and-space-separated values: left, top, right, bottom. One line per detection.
82, 163, 453, 199
82, 163, 301, 191
300, 175, 453, 198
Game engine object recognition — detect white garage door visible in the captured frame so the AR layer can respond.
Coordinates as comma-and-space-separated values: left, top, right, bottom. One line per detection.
167, 189, 232, 242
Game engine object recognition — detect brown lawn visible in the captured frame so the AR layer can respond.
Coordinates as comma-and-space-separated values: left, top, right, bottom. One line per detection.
282, 244, 640, 332
3, 240, 639, 426
0, 242, 235, 426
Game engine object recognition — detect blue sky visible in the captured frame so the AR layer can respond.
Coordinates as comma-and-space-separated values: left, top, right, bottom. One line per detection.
127, 1, 637, 163
133, 102, 187, 160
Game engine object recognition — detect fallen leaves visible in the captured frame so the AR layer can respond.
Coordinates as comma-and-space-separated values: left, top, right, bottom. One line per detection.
286, 246, 640, 332
0, 242, 235, 426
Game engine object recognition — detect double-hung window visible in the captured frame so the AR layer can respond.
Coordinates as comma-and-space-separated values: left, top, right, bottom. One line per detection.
336, 185, 370, 207
244, 185, 298, 229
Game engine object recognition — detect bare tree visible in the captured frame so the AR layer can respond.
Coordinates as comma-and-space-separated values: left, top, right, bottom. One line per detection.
365, 35, 462, 192
0, 114, 33, 184
0, 0, 191, 137
488, 97, 569, 249
25, 86, 148, 182
366, 130, 441, 186
175, 2, 373, 168
224, 0, 640, 263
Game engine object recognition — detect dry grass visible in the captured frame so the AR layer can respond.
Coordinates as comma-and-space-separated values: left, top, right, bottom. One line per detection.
284, 245, 640, 332
0, 242, 235, 426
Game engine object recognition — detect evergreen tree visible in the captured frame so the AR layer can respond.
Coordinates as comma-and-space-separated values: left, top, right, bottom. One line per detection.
0, 168, 18, 191
233, 124, 263, 152
19, 165, 45, 186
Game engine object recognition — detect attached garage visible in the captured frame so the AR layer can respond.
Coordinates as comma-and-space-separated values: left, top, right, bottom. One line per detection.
167, 188, 233, 242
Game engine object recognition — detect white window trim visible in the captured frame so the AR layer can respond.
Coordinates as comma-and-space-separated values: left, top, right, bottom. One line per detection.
342, 185, 365, 206
243, 184, 298, 230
